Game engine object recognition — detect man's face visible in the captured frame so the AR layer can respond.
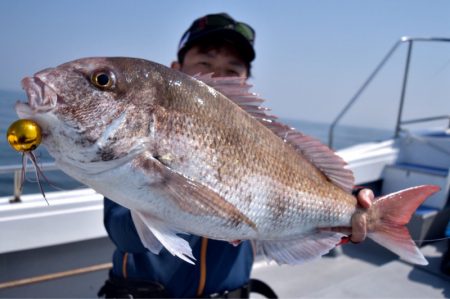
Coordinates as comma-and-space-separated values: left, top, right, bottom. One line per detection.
172, 45, 248, 78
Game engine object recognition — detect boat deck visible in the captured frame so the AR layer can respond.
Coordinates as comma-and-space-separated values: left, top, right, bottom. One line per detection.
0, 237, 449, 298
252, 240, 450, 298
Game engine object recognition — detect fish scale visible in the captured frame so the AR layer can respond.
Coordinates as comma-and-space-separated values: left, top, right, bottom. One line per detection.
152, 94, 376, 234
163, 111, 349, 232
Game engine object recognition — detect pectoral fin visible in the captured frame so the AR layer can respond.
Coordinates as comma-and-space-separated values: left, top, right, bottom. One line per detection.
136, 154, 257, 232
161, 174, 257, 231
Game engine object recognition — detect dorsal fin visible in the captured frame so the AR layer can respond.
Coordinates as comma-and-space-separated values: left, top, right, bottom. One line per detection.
195, 74, 355, 193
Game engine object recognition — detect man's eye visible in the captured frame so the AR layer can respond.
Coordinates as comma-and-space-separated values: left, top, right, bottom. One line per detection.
226, 70, 239, 76
198, 62, 211, 67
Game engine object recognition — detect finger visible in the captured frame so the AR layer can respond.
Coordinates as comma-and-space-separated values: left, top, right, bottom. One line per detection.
357, 189, 373, 209
350, 213, 367, 243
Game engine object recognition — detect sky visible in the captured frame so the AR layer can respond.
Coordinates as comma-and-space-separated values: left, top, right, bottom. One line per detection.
0, 0, 449, 129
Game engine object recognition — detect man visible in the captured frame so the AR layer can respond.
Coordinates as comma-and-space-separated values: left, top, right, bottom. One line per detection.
98, 13, 373, 298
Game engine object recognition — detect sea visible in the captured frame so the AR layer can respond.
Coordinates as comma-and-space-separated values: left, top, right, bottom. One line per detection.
0, 90, 392, 197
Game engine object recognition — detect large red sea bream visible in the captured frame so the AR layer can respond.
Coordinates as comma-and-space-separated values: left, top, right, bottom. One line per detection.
16, 57, 439, 265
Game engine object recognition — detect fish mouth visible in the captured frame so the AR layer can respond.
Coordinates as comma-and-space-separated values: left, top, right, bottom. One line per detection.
20, 74, 59, 113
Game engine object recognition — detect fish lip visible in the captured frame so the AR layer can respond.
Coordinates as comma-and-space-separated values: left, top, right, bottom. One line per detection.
15, 101, 33, 119
21, 75, 59, 113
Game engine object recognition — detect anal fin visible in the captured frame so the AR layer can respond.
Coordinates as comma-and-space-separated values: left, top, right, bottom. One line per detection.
257, 231, 345, 265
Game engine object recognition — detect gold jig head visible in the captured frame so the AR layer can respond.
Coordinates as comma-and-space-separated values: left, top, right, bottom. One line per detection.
7, 119, 42, 152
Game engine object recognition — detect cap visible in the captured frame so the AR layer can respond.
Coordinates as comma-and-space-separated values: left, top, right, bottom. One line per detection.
177, 13, 256, 63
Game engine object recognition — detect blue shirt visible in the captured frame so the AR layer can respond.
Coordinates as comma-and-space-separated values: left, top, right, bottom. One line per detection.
104, 198, 254, 297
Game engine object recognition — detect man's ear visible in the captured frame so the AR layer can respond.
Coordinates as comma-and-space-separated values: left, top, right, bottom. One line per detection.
171, 61, 181, 70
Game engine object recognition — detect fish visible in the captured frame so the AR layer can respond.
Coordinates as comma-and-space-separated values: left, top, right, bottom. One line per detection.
16, 57, 439, 265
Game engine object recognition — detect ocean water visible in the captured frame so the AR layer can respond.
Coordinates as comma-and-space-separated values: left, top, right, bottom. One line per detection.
0, 90, 391, 197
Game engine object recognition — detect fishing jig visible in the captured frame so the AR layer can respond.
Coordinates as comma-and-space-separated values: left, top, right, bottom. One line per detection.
7, 119, 49, 204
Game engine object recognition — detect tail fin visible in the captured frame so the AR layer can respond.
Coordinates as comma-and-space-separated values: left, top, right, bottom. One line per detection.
368, 185, 440, 265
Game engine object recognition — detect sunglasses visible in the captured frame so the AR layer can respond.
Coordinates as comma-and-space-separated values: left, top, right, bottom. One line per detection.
192, 14, 255, 44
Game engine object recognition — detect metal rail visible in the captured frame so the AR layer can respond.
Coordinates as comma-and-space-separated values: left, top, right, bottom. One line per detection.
0, 161, 59, 202
328, 36, 450, 148
0, 161, 59, 174
401, 115, 450, 127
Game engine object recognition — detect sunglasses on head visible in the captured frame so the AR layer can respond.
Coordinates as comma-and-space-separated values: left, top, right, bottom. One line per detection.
193, 14, 255, 43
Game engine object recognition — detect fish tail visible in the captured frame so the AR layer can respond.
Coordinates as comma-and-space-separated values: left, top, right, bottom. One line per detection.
368, 185, 440, 265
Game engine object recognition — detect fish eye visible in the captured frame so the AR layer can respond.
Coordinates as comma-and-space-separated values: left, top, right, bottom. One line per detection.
91, 71, 115, 89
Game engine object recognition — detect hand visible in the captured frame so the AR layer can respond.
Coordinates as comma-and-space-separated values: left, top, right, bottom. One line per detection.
350, 188, 373, 243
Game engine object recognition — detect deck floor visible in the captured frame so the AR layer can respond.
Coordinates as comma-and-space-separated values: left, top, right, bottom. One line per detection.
251, 240, 450, 298
0, 238, 449, 298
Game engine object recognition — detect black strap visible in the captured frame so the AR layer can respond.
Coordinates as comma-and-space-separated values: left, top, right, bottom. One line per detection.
249, 279, 278, 299
206, 279, 277, 298
98, 274, 277, 299
207, 284, 249, 298
97, 271, 168, 298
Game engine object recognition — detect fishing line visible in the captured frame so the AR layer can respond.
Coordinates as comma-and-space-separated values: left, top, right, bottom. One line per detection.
21, 150, 85, 195
362, 234, 450, 244
413, 236, 450, 243
341, 232, 450, 244
430, 56, 450, 78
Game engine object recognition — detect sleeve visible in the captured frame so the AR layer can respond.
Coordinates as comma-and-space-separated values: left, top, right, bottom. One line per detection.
103, 197, 148, 253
